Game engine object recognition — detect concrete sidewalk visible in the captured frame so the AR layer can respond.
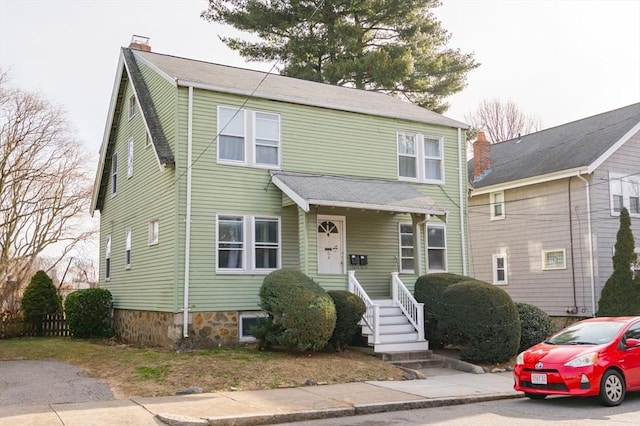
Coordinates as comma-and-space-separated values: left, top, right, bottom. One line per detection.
0, 368, 521, 426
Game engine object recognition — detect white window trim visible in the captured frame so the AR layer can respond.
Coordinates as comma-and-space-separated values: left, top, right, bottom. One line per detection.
398, 223, 415, 273
145, 131, 152, 148
148, 220, 159, 246
633, 248, 640, 277
217, 106, 281, 169
490, 191, 505, 220
238, 313, 267, 342
128, 94, 136, 120
609, 172, 640, 217
127, 137, 134, 178
426, 224, 447, 272
125, 228, 132, 270
397, 131, 445, 185
216, 214, 281, 274
105, 235, 111, 281
542, 248, 566, 270
492, 253, 508, 285
111, 152, 118, 196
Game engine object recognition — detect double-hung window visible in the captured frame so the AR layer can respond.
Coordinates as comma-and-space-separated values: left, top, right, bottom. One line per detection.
492, 254, 508, 285
426, 224, 447, 271
125, 229, 132, 269
111, 153, 118, 195
148, 220, 159, 245
127, 137, 134, 178
218, 106, 281, 168
217, 214, 280, 273
397, 132, 444, 184
128, 95, 136, 119
610, 173, 640, 216
398, 223, 415, 273
490, 191, 505, 220
105, 236, 111, 280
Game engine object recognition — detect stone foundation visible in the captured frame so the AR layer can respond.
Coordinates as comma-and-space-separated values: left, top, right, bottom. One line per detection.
113, 309, 254, 349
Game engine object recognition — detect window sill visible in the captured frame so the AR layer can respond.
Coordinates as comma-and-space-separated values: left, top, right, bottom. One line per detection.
217, 160, 281, 170
490, 216, 506, 221
493, 282, 508, 286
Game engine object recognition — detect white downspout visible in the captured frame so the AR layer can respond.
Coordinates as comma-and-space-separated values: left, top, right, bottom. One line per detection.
458, 128, 468, 275
577, 172, 596, 316
183, 86, 194, 337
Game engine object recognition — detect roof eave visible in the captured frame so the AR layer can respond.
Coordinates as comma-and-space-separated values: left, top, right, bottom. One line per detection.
469, 167, 588, 196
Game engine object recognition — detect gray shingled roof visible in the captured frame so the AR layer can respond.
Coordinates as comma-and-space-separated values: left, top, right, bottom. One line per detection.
271, 171, 447, 216
133, 50, 467, 129
469, 103, 640, 189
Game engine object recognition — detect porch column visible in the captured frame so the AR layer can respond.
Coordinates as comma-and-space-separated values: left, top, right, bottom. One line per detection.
298, 206, 310, 274
411, 213, 427, 276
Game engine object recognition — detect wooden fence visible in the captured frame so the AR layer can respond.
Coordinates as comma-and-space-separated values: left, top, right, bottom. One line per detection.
1, 313, 70, 338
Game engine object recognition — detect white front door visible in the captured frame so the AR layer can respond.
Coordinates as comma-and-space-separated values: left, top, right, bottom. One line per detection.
317, 215, 345, 274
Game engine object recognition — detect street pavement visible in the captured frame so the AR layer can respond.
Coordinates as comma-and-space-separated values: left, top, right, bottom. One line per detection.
0, 365, 520, 426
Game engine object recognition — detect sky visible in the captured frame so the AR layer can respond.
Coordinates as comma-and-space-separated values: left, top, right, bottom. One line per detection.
1, 0, 639, 264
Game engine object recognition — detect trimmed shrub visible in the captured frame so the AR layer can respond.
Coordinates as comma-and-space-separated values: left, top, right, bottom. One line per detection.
516, 302, 555, 353
327, 290, 366, 351
65, 288, 114, 338
258, 269, 336, 352
439, 279, 520, 363
414, 273, 469, 348
21, 270, 62, 335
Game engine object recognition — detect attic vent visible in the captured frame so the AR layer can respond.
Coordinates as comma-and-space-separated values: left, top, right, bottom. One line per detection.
129, 35, 151, 52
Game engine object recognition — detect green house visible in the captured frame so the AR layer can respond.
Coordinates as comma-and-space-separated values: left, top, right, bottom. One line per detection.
91, 38, 470, 350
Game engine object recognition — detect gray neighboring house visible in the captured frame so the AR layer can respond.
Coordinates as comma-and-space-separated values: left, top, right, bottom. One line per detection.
468, 103, 640, 318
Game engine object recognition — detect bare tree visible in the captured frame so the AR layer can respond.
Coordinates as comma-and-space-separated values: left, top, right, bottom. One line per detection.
0, 70, 95, 312
465, 98, 542, 143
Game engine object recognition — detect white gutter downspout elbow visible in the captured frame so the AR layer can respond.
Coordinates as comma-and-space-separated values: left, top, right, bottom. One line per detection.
183, 86, 194, 337
577, 172, 596, 316
458, 128, 468, 276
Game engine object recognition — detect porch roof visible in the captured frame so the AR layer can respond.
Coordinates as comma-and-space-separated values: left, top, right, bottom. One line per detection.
270, 171, 447, 217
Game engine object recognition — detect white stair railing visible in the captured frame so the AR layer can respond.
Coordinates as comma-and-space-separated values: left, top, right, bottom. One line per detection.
391, 272, 425, 341
348, 270, 380, 344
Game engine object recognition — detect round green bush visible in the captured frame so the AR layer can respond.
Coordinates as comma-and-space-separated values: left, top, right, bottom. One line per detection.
259, 269, 336, 352
414, 273, 470, 348
327, 290, 366, 351
64, 288, 114, 338
439, 279, 520, 363
20, 270, 62, 335
516, 302, 555, 353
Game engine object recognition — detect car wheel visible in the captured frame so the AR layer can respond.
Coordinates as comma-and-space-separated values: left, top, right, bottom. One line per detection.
599, 369, 625, 406
524, 393, 547, 400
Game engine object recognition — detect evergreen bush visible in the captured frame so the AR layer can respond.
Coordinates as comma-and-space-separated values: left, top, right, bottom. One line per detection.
64, 288, 114, 338
414, 273, 469, 348
516, 302, 556, 353
20, 270, 62, 335
597, 207, 640, 316
439, 279, 520, 363
258, 269, 336, 352
327, 290, 366, 351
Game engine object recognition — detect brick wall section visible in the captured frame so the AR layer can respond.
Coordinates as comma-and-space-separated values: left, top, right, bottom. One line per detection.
112, 309, 240, 348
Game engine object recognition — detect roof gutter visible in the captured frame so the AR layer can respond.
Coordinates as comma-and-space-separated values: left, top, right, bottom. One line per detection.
458, 128, 468, 276
470, 167, 587, 197
183, 86, 194, 338
576, 172, 596, 316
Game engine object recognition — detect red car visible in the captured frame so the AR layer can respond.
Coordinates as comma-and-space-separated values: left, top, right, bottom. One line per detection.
513, 316, 640, 406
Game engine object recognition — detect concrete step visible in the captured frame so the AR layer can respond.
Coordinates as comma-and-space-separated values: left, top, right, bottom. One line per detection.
368, 332, 419, 344
373, 340, 429, 353
390, 358, 445, 370
377, 350, 434, 362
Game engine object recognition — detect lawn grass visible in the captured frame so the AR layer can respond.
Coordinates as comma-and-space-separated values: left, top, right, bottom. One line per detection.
0, 338, 407, 397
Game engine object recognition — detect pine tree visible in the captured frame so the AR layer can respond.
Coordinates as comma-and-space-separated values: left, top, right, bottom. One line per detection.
201, 0, 479, 113
20, 270, 62, 335
596, 208, 639, 316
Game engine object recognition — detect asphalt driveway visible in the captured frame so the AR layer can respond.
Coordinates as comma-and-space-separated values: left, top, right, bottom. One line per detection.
0, 360, 114, 406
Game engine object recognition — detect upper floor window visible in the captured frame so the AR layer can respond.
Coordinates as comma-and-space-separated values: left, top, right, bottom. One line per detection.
542, 249, 566, 270
492, 253, 508, 285
148, 220, 159, 245
397, 132, 444, 184
105, 236, 111, 280
111, 153, 118, 195
610, 173, 640, 216
125, 228, 132, 269
427, 224, 447, 271
398, 223, 415, 273
127, 137, 134, 178
490, 191, 505, 220
128, 95, 136, 119
216, 214, 281, 273
217, 106, 281, 168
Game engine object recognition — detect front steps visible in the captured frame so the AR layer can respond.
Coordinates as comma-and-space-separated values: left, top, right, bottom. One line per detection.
361, 299, 428, 353
378, 350, 445, 372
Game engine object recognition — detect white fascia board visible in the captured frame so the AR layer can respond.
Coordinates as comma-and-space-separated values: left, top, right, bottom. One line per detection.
176, 79, 467, 130
469, 167, 588, 197
90, 54, 126, 214
132, 50, 178, 87
308, 199, 448, 216
271, 175, 310, 212
587, 121, 640, 174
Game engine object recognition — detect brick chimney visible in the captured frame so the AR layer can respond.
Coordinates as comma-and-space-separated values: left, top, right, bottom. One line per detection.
473, 131, 491, 181
129, 35, 151, 52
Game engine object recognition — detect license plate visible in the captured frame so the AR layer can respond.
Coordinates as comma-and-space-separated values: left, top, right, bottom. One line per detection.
531, 373, 547, 385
